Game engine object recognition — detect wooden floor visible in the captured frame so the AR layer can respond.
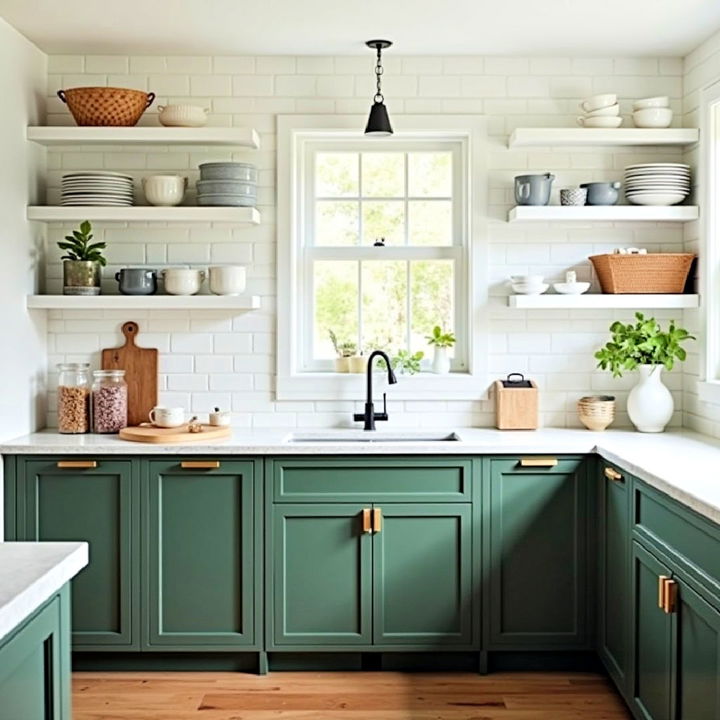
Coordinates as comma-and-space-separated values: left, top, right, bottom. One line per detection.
72, 671, 632, 719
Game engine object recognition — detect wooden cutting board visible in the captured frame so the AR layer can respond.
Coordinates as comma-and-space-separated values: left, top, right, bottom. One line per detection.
102, 321, 158, 427
119, 424, 231, 444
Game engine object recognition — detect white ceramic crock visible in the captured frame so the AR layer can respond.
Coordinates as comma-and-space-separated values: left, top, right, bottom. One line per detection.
157, 104, 209, 127
142, 175, 187, 206
208, 265, 247, 296
162, 268, 205, 295
627, 365, 674, 433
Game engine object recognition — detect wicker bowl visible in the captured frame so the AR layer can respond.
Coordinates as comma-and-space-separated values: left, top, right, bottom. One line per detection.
57, 87, 155, 126
589, 253, 695, 294
578, 395, 616, 431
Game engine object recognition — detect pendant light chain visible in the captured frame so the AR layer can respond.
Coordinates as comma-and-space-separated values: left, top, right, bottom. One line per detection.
374, 45, 384, 103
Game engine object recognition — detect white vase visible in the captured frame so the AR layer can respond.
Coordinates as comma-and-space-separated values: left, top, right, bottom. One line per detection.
432, 346, 451, 375
627, 364, 674, 433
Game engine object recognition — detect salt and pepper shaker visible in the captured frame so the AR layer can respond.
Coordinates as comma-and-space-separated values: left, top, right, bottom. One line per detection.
565, 270, 577, 284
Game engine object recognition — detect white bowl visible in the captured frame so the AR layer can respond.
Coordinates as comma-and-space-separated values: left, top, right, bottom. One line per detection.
577, 116, 623, 129
510, 274, 544, 285
142, 175, 187, 206
553, 282, 591, 295
162, 268, 206, 295
633, 107, 673, 129
580, 94, 617, 113
512, 282, 549, 295
632, 96, 670, 111
626, 192, 686, 206
208, 265, 247, 296
157, 104, 209, 128
585, 103, 620, 117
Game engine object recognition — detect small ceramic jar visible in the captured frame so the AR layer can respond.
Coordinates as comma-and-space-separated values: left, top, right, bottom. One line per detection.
115, 268, 157, 295
208, 266, 247, 295
157, 104, 209, 127
209, 408, 232, 426
142, 175, 187, 206
161, 268, 205, 295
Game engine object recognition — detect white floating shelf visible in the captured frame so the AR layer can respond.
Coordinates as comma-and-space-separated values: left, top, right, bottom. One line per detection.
27, 126, 260, 149
27, 206, 260, 224
27, 295, 261, 310
508, 294, 699, 310
508, 206, 699, 223
508, 128, 699, 148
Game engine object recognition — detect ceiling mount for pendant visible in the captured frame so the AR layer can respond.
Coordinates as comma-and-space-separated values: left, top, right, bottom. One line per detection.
364, 39, 393, 136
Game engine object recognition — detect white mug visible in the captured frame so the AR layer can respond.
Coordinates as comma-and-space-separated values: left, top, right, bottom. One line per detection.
208, 266, 247, 296
162, 268, 206, 295
142, 175, 187, 206
149, 406, 185, 428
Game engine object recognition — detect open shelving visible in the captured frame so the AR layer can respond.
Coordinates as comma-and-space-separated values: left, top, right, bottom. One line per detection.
27, 295, 261, 311
508, 127, 699, 149
508, 206, 699, 223
507, 294, 699, 310
27, 206, 261, 224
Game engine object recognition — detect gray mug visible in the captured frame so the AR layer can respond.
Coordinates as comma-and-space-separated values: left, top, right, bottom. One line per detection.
115, 268, 157, 295
514, 173, 555, 206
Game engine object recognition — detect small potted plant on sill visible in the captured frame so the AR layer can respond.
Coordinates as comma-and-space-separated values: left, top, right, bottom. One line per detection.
391, 349, 424, 375
329, 330, 364, 373
595, 312, 694, 433
58, 220, 107, 296
426, 325, 456, 375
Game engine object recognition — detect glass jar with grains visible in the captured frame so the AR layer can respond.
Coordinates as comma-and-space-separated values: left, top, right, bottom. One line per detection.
57, 363, 91, 434
92, 369, 128, 433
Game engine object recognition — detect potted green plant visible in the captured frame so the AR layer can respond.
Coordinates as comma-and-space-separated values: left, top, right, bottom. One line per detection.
58, 220, 107, 296
425, 326, 456, 374
595, 312, 694, 433
391, 350, 424, 375
329, 330, 360, 373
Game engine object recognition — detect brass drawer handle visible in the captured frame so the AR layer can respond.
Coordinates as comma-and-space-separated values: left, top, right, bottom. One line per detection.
57, 460, 97, 469
519, 457, 558, 468
658, 575, 670, 610
180, 461, 220, 470
664, 579, 678, 614
373, 508, 382, 533
604, 467, 623, 482
362, 509, 372, 534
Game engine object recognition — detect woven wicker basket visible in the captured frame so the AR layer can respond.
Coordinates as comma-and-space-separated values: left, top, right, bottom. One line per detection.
57, 87, 155, 126
578, 396, 616, 432
589, 253, 695, 294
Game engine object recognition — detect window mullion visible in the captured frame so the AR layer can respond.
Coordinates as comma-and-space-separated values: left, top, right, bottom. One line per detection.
406, 260, 412, 355
358, 260, 364, 353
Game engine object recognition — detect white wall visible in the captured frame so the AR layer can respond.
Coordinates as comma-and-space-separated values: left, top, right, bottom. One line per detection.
0, 18, 47, 440
42, 53, 687, 429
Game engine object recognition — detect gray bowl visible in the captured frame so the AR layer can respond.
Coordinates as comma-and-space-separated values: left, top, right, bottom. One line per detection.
198, 162, 258, 182
197, 193, 256, 207
579, 181, 622, 206
196, 180, 256, 196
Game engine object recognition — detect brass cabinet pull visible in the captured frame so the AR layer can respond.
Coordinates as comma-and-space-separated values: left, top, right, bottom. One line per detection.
57, 460, 97, 469
604, 467, 623, 482
373, 508, 382, 534
658, 575, 670, 610
519, 457, 558, 468
180, 460, 220, 470
362, 509, 372, 534
663, 578, 678, 614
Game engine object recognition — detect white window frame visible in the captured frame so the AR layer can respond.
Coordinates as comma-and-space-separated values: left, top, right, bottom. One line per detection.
698, 81, 720, 403
277, 115, 488, 401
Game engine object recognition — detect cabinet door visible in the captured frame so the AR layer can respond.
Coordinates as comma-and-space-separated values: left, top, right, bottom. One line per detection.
271, 504, 372, 647
145, 459, 259, 649
598, 462, 631, 691
487, 457, 588, 648
631, 541, 674, 720
18, 458, 138, 649
373, 504, 474, 647
674, 580, 720, 720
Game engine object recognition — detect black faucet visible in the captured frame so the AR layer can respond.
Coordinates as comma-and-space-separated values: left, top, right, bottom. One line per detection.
353, 350, 398, 430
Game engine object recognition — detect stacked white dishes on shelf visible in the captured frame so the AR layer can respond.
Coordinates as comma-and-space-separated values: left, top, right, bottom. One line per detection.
632, 96, 673, 128
577, 93, 622, 128
624, 163, 691, 206
196, 162, 257, 207
61, 171, 134, 206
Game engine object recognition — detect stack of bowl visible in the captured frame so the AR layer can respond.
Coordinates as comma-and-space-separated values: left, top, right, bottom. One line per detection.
632, 96, 673, 128
577, 93, 622, 128
196, 162, 257, 207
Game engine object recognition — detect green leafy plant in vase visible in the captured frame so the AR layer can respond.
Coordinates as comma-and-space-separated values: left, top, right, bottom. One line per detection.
58, 221, 107, 296
595, 312, 694, 433
426, 325, 456, 374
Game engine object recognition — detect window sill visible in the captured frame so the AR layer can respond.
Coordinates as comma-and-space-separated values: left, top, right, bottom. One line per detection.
697, 381, 720, 405
276, 371, 489, 401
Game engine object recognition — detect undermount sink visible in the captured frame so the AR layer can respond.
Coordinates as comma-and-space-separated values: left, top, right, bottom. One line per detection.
284, 430, 462, 443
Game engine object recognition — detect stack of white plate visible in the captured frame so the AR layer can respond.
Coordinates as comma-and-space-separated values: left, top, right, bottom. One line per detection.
624, 163, 691, 206
61, 172, 134, 206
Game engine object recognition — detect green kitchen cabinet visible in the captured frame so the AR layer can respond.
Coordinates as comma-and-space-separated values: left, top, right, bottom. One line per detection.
13, 458, 139, 650
144, 459, 261, 649
597, 461, 631, 694
486, 457, 589, 649
269, 501, 475, 650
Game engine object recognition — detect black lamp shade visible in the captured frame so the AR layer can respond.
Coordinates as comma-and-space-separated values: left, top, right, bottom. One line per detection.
365, 100, 393, 135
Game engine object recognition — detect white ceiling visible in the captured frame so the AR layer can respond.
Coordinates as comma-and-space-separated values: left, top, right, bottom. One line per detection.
1, 0, 719, 57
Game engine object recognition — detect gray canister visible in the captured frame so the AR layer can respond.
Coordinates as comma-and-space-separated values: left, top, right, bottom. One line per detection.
514, 173, 555, 206
115, 268, 157, 295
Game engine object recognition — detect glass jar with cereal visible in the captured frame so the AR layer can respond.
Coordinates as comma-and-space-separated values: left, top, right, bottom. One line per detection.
92, 369, 128, 433
57, 363, 91, 434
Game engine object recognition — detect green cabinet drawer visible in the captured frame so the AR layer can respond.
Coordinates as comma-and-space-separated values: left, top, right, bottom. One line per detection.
634, 481, 720, 598
270, 457, 472, 503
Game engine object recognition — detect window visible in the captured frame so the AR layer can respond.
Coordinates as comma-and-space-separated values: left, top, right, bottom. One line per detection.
277, 115, 487, 400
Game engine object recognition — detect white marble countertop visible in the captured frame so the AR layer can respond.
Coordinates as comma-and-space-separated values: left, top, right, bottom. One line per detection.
1, 427, 720, 524
0, 542, 88, 643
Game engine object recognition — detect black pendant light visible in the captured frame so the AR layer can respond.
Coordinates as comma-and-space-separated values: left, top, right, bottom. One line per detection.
365, 40, 393, 136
